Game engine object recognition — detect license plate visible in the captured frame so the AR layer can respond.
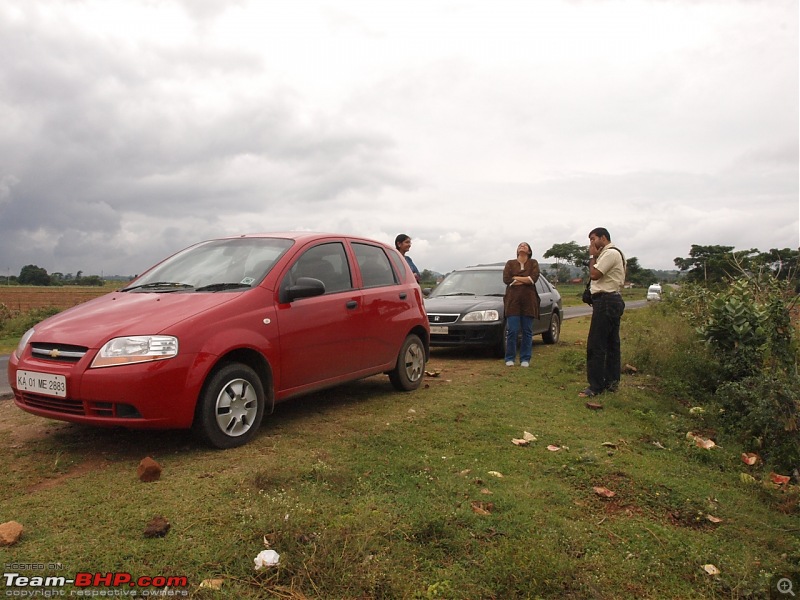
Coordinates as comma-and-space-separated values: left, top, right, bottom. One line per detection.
430, 325, 449, 335
16, 370, 67, 398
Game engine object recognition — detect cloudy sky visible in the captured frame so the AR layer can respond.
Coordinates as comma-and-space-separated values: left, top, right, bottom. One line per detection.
1, 0, 797, 279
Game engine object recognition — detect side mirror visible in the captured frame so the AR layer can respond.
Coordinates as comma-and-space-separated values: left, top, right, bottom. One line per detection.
422, 287, 432, 297
281, 277, 326, 303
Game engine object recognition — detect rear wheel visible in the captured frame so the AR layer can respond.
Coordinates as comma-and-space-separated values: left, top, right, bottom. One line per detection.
193, 363, 265, 449
389, 334, 425, 391
542, 312, 561, 344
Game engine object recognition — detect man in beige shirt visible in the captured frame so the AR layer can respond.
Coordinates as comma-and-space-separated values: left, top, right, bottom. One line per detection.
580, 227, 626, 398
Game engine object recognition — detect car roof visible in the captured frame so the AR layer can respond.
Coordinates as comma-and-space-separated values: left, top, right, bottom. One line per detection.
212, 232, 394, 247
458, 264, 505, 271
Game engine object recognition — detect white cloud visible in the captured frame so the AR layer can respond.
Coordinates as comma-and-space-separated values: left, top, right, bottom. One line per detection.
0, 0, 796, 277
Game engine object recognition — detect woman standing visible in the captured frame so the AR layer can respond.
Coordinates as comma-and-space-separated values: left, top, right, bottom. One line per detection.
503, 242, 540, 367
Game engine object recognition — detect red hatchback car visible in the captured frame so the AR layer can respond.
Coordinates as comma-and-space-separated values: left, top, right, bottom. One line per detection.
9, 233, 429, 448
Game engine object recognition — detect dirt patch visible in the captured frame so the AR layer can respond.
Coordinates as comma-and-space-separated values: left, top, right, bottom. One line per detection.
26, 456, 110, 493
0, 399, 69, 446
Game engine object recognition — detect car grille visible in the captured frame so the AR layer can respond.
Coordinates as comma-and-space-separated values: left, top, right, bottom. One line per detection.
16, 391, 139, 419
16, 390, 85, 415
427, 313, 460, 324
30, 343, 89, 363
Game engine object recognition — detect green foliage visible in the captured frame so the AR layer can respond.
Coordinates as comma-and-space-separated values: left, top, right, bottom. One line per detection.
543, 241, 588, 281
0, 306, 61, 338
696, 276, 797, 380
715, 373, 800, 471
653, 272, 799, 471
18, 264, 51, 286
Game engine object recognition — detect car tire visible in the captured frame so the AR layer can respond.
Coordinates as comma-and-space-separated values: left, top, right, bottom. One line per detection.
542, 312, 561, 344
389, 334, 426, 391
193, 362, 265, 449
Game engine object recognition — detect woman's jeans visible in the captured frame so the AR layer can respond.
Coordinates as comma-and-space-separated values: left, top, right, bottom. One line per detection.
505, 315, 533, 363
586, 293, 625, 393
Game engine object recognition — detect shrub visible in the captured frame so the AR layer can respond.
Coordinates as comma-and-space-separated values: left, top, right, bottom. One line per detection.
715, 373, 800, 472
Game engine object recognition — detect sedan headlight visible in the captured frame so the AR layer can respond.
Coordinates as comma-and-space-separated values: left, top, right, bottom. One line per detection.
462, 310, 500, 322
15, 328, 35, 359
91, 336, 179, 368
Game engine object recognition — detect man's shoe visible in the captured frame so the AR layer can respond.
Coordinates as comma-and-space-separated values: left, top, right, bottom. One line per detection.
505, 361, 514, 366
520, 361, 530, 368
605, 381, 620, 393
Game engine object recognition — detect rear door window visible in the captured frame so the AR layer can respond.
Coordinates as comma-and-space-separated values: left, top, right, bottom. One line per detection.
352, 243, 397, 288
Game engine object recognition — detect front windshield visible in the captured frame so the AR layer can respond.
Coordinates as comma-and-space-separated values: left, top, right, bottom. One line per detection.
429, 270, 506, 298
127, 238, 294, 291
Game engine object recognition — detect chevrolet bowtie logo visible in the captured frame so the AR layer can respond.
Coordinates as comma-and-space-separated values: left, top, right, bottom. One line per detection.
49, 349, 60, 358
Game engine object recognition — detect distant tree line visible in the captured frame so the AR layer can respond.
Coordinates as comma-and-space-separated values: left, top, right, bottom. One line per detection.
673, 245, 799, 288
541, 241, 661, 287
539, 241, 800, 290
10, 265, 106, 287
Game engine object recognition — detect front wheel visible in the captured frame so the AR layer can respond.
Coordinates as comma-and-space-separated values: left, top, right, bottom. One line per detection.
193, 363, 265, 449
542, 312, 561, 344
389, 334, 426, 391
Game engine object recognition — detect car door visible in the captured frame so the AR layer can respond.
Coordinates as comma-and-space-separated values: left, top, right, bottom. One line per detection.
275, 241, 364, 393
350, 241, 412, 369
534, 278, 556, 333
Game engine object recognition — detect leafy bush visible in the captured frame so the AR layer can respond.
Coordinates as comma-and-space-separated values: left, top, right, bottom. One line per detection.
715, 373, 800, 471
660, 273, 799, 472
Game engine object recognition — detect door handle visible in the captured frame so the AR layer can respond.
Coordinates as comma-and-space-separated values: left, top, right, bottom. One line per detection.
346, 301, 358, 309
399, 293, 407, 299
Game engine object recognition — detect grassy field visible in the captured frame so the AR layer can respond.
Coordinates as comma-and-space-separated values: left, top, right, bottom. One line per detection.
1, 307, 796, 599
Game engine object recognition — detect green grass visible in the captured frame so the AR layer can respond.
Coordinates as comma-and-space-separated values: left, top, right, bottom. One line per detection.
0, 311, 797, 599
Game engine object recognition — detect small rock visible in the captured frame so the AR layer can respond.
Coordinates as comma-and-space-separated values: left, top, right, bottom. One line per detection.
0, 521, 24, 546
143, 516, 170, 538
137, 457, 162, 482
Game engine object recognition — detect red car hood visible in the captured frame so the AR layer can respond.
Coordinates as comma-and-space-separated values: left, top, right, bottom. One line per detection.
30, 291, 244, 347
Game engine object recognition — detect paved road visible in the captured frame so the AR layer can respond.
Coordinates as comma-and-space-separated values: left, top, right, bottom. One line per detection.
0, 299, 649, 399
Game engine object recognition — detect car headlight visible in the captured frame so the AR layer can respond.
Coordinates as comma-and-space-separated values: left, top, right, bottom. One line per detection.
462, 310, 500, 322
91, 335, 179, 368
15, 328, 35, 359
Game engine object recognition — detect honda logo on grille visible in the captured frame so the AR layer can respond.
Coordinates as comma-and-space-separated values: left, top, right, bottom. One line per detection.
434, 316, 440, 322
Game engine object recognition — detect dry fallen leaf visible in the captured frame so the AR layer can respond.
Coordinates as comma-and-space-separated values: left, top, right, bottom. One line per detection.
741, 453, 759, 465
547, 445, 562, 452
425, 370, 441, 377
601, 442, 618, 449
585, 402, 604, 410
458, 469, 472, 477
487, 471, 504, 478
470, 501, 495, 515
694, 436, 716, 450
511, 438, 530, 446
523, 431, 537, 442
199, 579, 224, 590
702, 564, 720, 576
705, 514, 723, 524
593, 486, 616, 498
770, 472, 791, 485
480, 488, 493, 495
686, 432, 697, 441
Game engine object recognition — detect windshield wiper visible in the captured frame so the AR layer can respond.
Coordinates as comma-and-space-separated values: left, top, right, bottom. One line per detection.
438, 292, 476, 296
121, 282, 194, 292
194, 282, 252, 292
